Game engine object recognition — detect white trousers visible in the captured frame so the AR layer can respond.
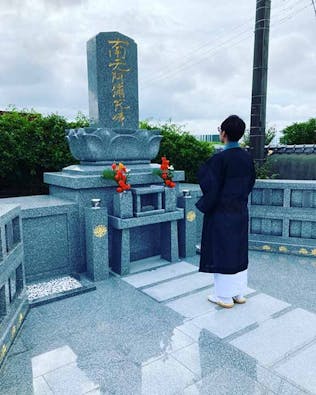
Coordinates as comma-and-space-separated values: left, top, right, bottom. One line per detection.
214, 269, 248, 298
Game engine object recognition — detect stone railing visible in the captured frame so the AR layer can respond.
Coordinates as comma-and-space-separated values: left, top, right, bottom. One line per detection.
179, 180, 316, 259
248, 180, 316, 257
0, 204, 28, 367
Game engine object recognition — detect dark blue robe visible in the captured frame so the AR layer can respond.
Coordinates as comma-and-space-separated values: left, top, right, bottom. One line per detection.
196, 145, 256, 274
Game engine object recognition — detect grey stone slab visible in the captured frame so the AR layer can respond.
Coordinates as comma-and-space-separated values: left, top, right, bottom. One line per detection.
132, 327, 196, 366
0, 351, 35, 394
123, 261, 197, 288
128, 255, 170, 274
176, 321, 204, 342
170, 328, 281, 393
191, 293, 290, 338
275, 342, 316, 394
278, 380, 309, 395
231, 308, 316, 366
32, 345, 77, 377
166, 287, 216, 319
33, 376, 54, 394
167, 287, 255, 319
183, 367, 269, 395
141, 354, 198, 395
143, 272, 213, 302
76, 349, 143, 394
44, 362, 100, 395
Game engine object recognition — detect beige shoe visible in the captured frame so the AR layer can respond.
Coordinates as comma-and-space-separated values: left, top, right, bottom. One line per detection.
207, 295, 234, 309
233, 295, 247, 304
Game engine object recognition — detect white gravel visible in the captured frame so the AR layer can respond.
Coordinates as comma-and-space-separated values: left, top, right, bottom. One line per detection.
27, 276, 82, 301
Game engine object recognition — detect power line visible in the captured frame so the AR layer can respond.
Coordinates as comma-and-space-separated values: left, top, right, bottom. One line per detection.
311, 0, 316, 17
142, 1, 309, 88
142, 0, 302, 84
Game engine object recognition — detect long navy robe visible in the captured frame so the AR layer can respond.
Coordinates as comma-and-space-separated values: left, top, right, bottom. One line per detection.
196, 147, 256, 274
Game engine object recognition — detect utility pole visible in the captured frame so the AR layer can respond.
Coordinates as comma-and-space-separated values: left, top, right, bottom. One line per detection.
250, 0, 271, 164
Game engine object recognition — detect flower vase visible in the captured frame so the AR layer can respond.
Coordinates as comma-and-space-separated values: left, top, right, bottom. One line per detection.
113, 190, 133, 218
164, 186, 177, 212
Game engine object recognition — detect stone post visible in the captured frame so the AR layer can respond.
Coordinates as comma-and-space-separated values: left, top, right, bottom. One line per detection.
85, 205, 109, 281
178, 190, 197, 257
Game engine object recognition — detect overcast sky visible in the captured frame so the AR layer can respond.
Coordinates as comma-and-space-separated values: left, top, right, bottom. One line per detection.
0, 0, 315, 135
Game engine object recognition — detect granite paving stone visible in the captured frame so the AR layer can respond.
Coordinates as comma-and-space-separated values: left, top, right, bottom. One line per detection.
122, 261, 197, 288
44, 362, 100, 395
32, 376, 54, 395
1, 253, 315, 395
129, 256, 171, 274
278, 380, 310, 395
141, 354, 198, 395
31, 344, 78, 377
142, 272, 213, 301
182, 367, 269, 395
231, 308, 316, 366
170, 329, 259, 381
275, 342, 316, 394
175, 321, 204, 342
128, 327, 196, 366
191, 293, 290, 338
76, 349, 143, 395
166, 287, 255, 319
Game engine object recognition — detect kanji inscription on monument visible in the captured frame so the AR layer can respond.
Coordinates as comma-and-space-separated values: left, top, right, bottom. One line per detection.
87, 32, 139, 129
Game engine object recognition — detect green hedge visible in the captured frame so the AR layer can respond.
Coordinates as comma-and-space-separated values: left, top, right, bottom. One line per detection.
140, 120, 214, 183
0, 110, 88, 197
0, 112, 214, 197
280, 118, 316, 144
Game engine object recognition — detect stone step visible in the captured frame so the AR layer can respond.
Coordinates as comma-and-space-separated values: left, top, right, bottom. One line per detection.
123, 261, 198, 289
230, 307, 316, 367
275, 341, 316, 394
128, 255, 171, 274
166, 287, 256, 320
191, 293, 290, 339
143, 272, 213, 302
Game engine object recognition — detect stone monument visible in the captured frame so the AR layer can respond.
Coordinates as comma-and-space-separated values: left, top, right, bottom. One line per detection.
65, 32, 162, 167
44, 32, 185, 275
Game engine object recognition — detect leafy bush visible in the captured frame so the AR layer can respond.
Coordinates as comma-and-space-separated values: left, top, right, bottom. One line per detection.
140, 120, 214, 183
242, 126, 276, 147
254, 159, 279, 179
280, 118, 316, 144
0, 109, 88, 196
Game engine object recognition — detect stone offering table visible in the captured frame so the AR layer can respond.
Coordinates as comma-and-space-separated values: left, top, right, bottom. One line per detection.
109, 186, 183, 275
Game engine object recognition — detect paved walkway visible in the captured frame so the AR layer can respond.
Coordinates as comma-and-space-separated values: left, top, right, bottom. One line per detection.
0, 251, 315, 394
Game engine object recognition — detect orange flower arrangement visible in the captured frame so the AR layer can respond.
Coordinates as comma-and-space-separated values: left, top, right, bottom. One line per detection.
102, 162, 131, 193
153, 156, 176, 188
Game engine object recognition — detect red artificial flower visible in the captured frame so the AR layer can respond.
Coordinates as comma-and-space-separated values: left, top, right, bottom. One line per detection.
111, 163, 117, 170
117, 187, 123, 193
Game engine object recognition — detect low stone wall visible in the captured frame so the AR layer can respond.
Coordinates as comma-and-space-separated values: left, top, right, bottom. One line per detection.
0, 196, 81, 282
0, 204, 28, 368
179, 180, 316, 259
248, 180, 316, 257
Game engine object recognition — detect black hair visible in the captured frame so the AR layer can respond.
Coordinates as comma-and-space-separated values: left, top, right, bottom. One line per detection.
221, 115, 246, 142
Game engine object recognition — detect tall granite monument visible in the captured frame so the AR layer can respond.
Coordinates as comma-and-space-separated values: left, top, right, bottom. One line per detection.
65, 32, 162, 166
44, 32, 185, 275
